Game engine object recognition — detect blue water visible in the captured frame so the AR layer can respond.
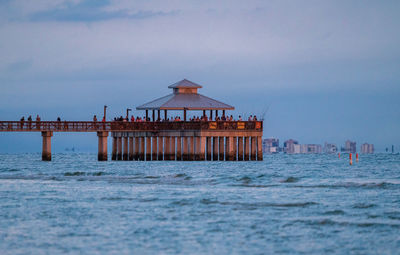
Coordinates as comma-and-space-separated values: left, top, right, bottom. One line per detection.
0, 153, 399, 254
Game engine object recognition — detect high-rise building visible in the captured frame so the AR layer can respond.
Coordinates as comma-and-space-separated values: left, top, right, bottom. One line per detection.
361, 143, 374, 154
284, 139, 298, 154
341, 140, 356, 153
302, 144, 322, 154
263, 138, 279, 154
324, 143, 338, 153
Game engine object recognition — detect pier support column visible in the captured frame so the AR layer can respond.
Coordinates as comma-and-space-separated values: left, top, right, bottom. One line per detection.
42, 131, 53, 161
244, 137, 250, 161
112, 136, 117, 161
117, 136, 122, 160
183, 137, 189, 161
129, 137, 134, 160
251, 137, 257, 161
152, 136, 157, 160
206, 137, 212, 161
199, 136, 206, 161
135, 137, 140, 160
139, 137, 145, 161
189, 136, 195, 161
170, 137, 176, 160
226, 136, 234, 161
257, 136, 263, 161
233, 137, 237, 161
238, 137, 244, 161
146, 137, 151, 161
194, 137, 201, 160
176, 137, 182, 161
123, 136, 128, 161
158, 137, 163, 160
219, 137, 224, 161
212, 137, 218, 161
97, 131, 108, 161
164, 137, 171, 160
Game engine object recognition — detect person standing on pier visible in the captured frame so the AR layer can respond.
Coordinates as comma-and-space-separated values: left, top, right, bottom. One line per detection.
36, 115, 41, 130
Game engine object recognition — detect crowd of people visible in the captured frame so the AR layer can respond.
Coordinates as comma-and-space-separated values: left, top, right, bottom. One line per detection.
111, 114, 258, 122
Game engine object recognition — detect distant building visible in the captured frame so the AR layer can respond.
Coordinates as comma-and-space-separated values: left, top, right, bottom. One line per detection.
263, 138, 279, 154
324, 143, 338, 153
361, 143, 374, 154
284, 139, 298, 154
341, 140, 356, 153
302, 144, 322, 154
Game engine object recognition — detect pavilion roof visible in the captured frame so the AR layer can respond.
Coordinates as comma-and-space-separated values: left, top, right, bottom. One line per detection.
136, 79, 234, 110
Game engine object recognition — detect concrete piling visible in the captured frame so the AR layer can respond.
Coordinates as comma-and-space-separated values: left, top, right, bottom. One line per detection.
244, 137, 250, 161
206, 137, 212, 161
123, 136, 128, 160
176, 137, 182, 161
212, 137, 218, 161
251, 137, 256, 161
112, 136, 117, 160
170, 137, 176, 160
158, 137, 163, 160
183, 137, 189, 161
238, 137, 243, 161
219, 137, 224, 161
97, 131, 108, 161
129, 137, 134, 160
134, 137, 139, 160
257, 136, 263, 161
117, 137, 122, 160
139, 137, 145, 161
145, 137, 151, 161
41, 131, 53, 161
152, 136, 157, 160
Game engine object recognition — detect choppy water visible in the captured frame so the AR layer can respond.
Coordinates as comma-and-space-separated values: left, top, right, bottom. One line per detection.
0, 153, 399, 254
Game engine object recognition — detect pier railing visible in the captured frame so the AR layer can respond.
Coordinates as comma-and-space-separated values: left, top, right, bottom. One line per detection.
0, 121, 262, 132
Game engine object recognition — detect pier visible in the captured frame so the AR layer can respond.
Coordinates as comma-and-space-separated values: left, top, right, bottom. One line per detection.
0, 79, 263, 161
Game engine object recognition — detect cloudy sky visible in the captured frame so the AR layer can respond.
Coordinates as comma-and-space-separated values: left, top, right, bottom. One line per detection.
0, 0, 399, 152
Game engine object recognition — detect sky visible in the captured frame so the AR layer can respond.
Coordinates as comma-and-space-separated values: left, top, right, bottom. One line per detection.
0, 0, 399, 153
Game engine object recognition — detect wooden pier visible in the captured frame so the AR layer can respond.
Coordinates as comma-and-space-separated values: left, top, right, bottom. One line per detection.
0, 79, 263, 161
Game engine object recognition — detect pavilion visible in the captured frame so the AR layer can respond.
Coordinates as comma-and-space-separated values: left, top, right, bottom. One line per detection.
136, 79, 234, 121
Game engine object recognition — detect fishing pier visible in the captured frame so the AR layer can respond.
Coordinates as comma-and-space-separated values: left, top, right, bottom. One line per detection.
0, 80, 263, 161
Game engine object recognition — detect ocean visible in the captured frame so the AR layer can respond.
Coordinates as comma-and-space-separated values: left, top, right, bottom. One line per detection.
0, 153, 399, 254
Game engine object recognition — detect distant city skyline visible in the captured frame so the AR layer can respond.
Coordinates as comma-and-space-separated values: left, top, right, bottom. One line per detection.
0, 0, 399, 152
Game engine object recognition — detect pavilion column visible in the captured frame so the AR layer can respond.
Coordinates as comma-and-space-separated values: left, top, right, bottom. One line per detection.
238, 137, 244, 161
244, 137, 250, 161
158, 137, 163, 160
233, 136, 237, 161
189, 136, 195, 161
219, 136, 224, 161
251, 137, 257, 161
152, 136, 157, 160
212, 137, 218, 161
257, 136, 263, 161
129, 137, 134, 160
182, 137, 189, 161
206, 137, 212, 161
123, 136, 128, 161
42, 131, 53, 161
146, 110, 148, 121
226, 136, 234, 161
112, 136, 117, 161
184, 109, 187, 121
164, 110, 167, 121
157, 110, 160, 121
170, 137, 176, 160
139, 137, 145, 161
164, 137, 171, 160
117, 136, 122, 160
210, 110, 213, 120
134, 137, 140, 160
176, 137, 182, 161
145, 137, 151, 161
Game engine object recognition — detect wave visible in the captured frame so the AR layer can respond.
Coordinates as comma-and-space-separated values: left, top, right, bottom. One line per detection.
292, 181, 399, 189
286, 218, 400, 228
280, 177, 300, 183
171, 198, 318, 208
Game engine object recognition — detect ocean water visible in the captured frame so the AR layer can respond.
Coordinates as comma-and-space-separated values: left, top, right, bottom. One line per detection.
0, 153, 399, 255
